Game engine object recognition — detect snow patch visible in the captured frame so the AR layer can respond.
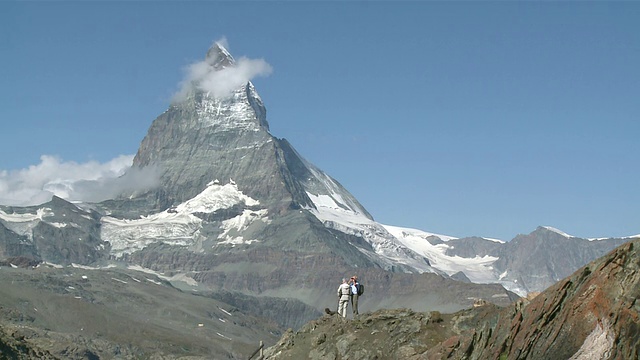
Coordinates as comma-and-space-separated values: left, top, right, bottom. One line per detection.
47, 222, 68, 228
176, 180, 259, 214
218, 236, 259, 246
71, 263, 102, 270
218, 306, 233, 316
167, 273, 199, 286
217, 209, 269, 245
0, 208, 52, 223
383, 224, 499, 284
306, 191, 442, 273
383, 225, 458, 242
543, 226, 574, 238
499, 270, 508, 280
305, 165, 368, 216
102, 211, 202, 256
482, 237, 506, 244
102, 180, 264, 256
0, 208, 53, 239
43, 262, 64, 269
588, 233, 640, 241
127, 265, 198, 286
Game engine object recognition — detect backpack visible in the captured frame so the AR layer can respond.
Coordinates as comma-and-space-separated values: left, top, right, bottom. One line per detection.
357, 283, 364, 296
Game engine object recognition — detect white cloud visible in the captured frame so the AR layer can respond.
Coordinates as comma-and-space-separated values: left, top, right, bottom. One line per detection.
173, 39, 273, 101
0, 39, 266, 207
0, 155, 160, 206
198, 57, 272, 97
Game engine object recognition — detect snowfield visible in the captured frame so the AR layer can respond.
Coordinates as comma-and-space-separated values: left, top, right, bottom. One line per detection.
101, 180, 267, 257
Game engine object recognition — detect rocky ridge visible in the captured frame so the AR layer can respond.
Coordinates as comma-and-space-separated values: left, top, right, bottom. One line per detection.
263, 239, 640, 359
428, 238, 640, 359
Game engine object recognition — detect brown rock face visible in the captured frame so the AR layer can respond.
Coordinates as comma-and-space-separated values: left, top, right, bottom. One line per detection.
428, 239, 640, 360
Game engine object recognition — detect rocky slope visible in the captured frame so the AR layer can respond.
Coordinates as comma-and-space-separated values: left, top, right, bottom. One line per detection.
263, 239, 640, 359
0, 264, 280, 359
428, 238, 640, 360
263, 308, 457, 360
490, 226, 631, 293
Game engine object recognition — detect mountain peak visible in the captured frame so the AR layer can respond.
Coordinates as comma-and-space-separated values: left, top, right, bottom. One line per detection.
205, 42, 235, 70
538, 226, 573, 238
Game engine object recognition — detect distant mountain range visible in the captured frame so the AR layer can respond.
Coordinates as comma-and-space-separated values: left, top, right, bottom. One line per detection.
0, 43, 637, 358
387, 224, 635, 295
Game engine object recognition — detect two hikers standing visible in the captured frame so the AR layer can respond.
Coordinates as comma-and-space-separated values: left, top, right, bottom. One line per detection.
336, 275, 361, 318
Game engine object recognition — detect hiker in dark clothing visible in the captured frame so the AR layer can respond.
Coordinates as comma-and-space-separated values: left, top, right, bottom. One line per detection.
350, 275, 360, 316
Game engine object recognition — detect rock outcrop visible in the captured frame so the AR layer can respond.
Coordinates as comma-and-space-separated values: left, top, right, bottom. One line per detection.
428, 238, 640, 360
263, 308, 455, 360
263, 239, 640, 359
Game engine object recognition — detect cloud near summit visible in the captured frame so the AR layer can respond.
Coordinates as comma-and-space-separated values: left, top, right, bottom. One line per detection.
0, 40, 267, 207
173, 40, 273, 101
0, 155, 160, 206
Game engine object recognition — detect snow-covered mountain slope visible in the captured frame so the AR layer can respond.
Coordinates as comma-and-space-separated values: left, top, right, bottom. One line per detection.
302, 182, 638, 297
299, 172, 490, 277
101, 179, 268, 257
305, 188, 443, 274
303, 189, 524, 292
383, 225, 500, 283
0, 208, 53, 240
542, 225, 640, 241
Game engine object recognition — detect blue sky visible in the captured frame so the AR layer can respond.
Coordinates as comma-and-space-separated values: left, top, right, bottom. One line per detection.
1, 2, 638, 240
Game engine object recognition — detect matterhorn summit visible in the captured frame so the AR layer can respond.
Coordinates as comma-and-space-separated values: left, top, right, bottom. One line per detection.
131, 42, 322, 213
117, 43, 397, 270
205, 42, 235, 70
